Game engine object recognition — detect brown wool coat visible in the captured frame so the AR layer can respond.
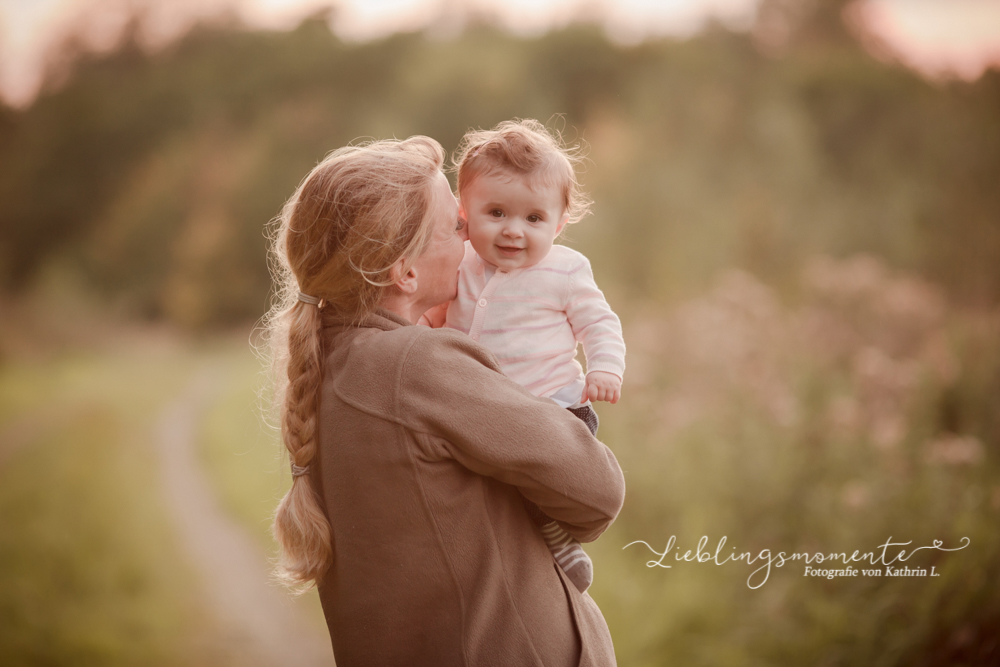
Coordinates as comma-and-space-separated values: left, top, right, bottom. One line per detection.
313, 309, 626, 667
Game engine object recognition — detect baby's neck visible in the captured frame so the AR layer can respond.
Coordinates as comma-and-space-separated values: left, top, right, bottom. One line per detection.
478, 250, 552, 275
482, 259, 539, 280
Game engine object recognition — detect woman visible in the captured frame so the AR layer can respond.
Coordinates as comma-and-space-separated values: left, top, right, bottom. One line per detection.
265, 135, 625, 666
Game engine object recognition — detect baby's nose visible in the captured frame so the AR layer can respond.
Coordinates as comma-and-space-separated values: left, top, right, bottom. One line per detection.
502, 223, 524, 238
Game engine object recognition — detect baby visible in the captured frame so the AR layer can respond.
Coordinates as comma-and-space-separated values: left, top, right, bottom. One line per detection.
424, 119, 625, 593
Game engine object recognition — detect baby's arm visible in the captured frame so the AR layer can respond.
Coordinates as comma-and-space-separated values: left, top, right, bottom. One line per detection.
565, 256, 626, 404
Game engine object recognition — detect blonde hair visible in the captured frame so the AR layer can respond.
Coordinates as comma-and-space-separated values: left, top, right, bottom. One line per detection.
453, 118, 591, 225
264, 136, 446, 590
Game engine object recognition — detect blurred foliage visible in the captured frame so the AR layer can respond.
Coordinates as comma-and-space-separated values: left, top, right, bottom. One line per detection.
590, 254, 1000, 666
2, 261, 997, 665
0, 5, 997, 329
0, 6, 998, 661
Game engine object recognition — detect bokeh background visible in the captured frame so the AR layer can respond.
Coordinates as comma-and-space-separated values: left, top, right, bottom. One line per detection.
1, 0, 999, 665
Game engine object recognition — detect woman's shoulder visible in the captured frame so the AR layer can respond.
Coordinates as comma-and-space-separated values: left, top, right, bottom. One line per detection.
325, 323, 505, 426
400, 326, 503, 377
331, 322, 501, 386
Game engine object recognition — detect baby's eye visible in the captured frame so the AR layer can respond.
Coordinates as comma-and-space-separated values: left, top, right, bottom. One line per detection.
527, 214, 541, 223
489, 209, 504, 218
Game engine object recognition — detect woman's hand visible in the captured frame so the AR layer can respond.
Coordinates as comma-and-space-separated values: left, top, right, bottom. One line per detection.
582, 371, 622, 404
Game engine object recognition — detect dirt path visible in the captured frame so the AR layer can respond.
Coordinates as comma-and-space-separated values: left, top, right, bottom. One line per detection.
155, 367, 335, 667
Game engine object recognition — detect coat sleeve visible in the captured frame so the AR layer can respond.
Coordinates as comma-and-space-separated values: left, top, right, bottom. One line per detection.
397, 328, 625, 543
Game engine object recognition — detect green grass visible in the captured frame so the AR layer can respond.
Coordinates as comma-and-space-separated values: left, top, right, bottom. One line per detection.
195, 340, 328, 632
0, 335, 331, 666
197, 343, 282, 549
190, 289, 1000, 667
2, 264, 997, 666
0, 344, 220, 666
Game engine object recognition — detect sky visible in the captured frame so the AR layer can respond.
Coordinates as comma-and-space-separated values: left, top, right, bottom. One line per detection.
1, 0, 998, 106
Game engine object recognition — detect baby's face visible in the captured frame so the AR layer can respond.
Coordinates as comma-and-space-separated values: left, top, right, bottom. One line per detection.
461, 170, 568, 271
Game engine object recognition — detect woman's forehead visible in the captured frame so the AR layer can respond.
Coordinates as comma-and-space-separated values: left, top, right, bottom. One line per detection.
430, 172, 458, 213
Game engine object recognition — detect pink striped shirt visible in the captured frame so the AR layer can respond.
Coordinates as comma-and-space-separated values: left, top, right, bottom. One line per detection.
441, 241, 625, 402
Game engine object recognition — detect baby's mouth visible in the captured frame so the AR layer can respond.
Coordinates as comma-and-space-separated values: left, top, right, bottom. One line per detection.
496, 245, 524, 256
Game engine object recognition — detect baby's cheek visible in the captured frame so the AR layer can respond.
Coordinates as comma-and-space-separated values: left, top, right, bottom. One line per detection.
467, 224, 492, 256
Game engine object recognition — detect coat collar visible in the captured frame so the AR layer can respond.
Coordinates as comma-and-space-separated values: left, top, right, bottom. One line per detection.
365, 308, 412, 330
322, 306, 412, 333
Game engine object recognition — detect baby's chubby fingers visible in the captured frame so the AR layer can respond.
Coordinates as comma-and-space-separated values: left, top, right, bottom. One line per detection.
583, 371, 623, 404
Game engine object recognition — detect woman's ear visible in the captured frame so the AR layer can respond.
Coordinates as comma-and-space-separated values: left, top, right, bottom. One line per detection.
458, 211, 469, 241
389, 258, 418, 295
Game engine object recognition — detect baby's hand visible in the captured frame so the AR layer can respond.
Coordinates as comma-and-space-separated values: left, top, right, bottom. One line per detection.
418, 301, 450, 328
582, 371, 622, 404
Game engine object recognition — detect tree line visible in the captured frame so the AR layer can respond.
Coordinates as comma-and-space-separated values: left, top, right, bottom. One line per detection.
0, 4, 997, 328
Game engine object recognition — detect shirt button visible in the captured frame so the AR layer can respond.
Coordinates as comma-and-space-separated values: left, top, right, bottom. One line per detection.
478, 298, 488, 307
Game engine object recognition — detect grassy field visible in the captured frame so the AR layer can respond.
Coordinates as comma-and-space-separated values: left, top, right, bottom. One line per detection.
0, 340, 219, 666
195, 341, 329, 633
0, 330, 331, 666
2, 257, 998, 665
588, 260, 1000, 666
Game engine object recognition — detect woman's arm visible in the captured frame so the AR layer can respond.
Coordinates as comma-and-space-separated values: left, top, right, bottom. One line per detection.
398, 329, 625, 543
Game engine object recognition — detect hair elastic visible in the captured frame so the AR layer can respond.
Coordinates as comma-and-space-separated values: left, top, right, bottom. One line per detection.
297, 291, 322, 306
291, 463, 310, 477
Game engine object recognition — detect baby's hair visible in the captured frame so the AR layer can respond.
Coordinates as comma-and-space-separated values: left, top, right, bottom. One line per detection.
453, 118, 592, 225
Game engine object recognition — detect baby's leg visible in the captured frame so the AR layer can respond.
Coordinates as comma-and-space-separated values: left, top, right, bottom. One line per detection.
541, 521, 593, 593
566, 404, 599, 435
542, 404, 600, 593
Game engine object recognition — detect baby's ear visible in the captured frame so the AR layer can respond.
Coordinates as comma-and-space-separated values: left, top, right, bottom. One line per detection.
556, 213, 569, 235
